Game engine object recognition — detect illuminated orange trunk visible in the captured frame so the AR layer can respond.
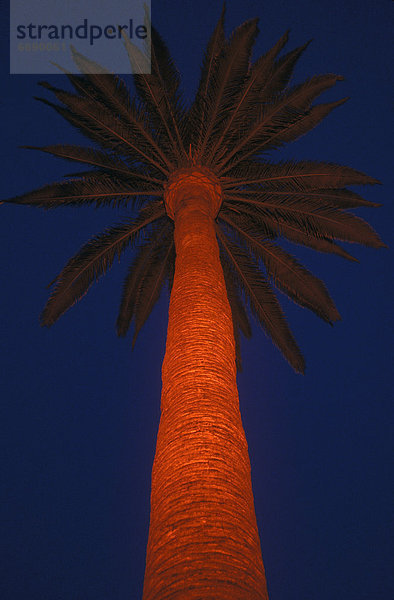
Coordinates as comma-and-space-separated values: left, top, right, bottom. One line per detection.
142, 172, 268, 599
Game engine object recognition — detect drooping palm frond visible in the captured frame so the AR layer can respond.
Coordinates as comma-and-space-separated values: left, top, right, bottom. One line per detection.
219, 211, 340, 324
217, 226, 305, 373
220, 243, 253, 371
4, 9, 384, 372
222, 203, 359, 261
41, 202, 165, 326
130, 238, 174, 348
116, 219, 174, 342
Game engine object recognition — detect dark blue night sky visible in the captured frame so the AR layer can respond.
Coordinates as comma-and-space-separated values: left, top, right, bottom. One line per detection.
1, 1, 393, 599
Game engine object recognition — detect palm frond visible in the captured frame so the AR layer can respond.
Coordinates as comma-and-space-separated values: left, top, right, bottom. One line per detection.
41, 203, 166, 326
5, 174, 162, 209
208, 70, 341, 165
116, 220, 174, 337
186, 5, 226, 152
69, 46, 134, 117
259, 39, 312, 100
219, 212, 340, 323
196, 18, 259, 160
217, 225, 305, 373
262, 98, 348, 150
36, 85, 169, 174
220, 202, 278, 238
223, 193, 385, 248
220, 244, 252, 371
283, 73, 344, 109
50, 52, 177, 172
208, 38, 311, 167
225, 187, 380, 209
130, 233, 174, 347
221, 202, 358, 261
226, 204, 359, 261
22, 145, 165, 186
245, 29, 290, 96
223, 160, 380, 190
218, 97, 348, 172
124, 25, 186, 162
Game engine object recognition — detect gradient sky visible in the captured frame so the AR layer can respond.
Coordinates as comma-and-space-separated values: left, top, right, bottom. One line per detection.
1, 1, 393, 599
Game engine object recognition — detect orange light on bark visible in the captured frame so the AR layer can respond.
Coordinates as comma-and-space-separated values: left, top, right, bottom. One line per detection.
164, 167, 223, 219
143, 173, 268, 599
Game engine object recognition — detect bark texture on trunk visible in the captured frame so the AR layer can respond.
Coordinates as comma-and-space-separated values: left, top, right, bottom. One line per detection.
143, 175, 268, 599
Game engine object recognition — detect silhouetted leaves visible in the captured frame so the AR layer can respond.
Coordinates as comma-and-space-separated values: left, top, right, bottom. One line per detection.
4, 10, 384, 371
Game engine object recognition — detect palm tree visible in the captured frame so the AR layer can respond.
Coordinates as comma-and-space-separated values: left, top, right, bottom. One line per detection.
4, 9, 384, 600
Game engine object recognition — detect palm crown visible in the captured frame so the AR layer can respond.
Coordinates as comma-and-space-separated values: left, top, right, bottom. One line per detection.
7, 11, 384, 373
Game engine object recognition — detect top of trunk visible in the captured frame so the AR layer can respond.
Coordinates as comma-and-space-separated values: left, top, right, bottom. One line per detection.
164, 167, 223, 219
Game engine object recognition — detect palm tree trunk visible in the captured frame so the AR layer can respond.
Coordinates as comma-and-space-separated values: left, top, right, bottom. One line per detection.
143, 178, 268, 600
